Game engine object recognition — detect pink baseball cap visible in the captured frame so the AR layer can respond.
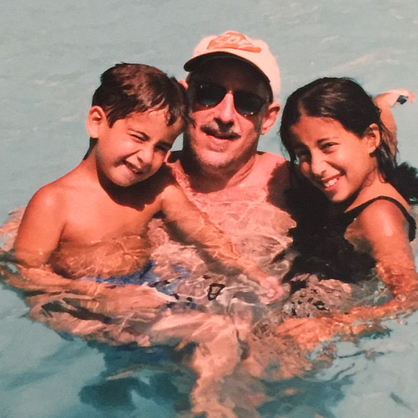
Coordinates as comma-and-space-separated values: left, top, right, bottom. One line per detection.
184, 31, 281, 100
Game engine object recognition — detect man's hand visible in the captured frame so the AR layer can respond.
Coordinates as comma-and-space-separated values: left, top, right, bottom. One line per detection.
374, 89, 416, 108
373, 89, 415, 156
259, 275, 286, 302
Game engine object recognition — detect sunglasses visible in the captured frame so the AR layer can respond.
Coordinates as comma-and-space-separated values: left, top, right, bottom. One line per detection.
193, 83, 267, 116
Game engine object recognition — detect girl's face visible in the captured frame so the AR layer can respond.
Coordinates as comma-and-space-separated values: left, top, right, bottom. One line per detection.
290, 115, 379, 207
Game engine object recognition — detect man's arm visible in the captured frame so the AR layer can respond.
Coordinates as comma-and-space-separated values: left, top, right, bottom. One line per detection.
160, 182, 284, 300
373, 89, 415, 156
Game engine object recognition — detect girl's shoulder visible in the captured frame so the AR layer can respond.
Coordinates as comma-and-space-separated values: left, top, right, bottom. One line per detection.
353, 196, 416, 242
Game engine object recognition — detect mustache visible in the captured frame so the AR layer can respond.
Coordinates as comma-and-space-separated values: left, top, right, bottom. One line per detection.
201, 123, 240, 139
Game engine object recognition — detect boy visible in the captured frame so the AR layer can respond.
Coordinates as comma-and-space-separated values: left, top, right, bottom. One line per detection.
13, 63, 282, 298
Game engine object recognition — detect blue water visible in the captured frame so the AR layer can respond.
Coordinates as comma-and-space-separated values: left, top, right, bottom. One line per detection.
1, 0, 418, 417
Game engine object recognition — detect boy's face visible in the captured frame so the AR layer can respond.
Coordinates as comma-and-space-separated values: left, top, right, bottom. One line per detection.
87, 107, 183, 187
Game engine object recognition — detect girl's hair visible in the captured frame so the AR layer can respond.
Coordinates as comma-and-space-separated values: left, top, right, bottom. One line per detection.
280, 77, 396, 182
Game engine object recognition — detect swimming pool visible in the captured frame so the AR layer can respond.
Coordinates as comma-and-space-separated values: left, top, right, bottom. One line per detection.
1, 0, 418, 417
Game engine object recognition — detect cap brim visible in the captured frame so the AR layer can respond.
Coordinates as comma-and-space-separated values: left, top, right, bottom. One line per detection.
184, 52, 271, 93
184, 52, 263, 76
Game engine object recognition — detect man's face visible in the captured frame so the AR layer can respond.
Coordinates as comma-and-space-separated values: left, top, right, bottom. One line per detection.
184, 58, 278, 173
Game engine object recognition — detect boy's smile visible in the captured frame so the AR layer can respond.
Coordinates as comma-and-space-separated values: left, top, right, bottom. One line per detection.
87, 108, 183, 187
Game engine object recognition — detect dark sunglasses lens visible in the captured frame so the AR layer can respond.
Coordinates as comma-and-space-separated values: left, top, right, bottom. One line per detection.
195, 84, 226, 107
234, 91, 265, 116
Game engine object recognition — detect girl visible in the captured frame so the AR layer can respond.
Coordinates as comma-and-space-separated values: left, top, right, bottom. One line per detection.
278, 77, 418, 331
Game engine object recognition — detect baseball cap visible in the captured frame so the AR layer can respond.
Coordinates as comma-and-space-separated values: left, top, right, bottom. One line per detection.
184, 31, 281, 100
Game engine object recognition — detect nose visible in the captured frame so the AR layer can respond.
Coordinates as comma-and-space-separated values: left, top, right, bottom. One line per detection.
213, 91, 236, 128
310, 152, 327, 177
136, 144, 154, 167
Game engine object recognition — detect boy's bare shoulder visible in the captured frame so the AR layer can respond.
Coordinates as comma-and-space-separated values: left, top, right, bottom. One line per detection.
27, 170, 83, 212
30, 179, 66, 206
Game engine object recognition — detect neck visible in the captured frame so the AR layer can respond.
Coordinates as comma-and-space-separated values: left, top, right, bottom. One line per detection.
338, 170, 391, 213
179, 148, 259, 193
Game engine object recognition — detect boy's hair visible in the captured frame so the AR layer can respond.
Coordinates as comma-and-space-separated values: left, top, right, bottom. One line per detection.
280, 77, 396, 183
92, 63, 189, 127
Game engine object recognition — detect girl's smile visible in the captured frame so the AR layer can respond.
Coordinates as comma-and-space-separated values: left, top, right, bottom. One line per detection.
290, 115, 380, 209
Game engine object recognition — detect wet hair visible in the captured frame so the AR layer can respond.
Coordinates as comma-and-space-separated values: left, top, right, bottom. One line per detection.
280, 77, 396, 182
92, 63, 190, 127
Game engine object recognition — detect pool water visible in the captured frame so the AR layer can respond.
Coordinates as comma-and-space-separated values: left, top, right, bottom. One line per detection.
1, 0, 418, 417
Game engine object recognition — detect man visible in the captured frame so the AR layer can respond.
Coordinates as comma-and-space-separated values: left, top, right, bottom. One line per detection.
150, 31, 294, 286
173, 30, 283, 193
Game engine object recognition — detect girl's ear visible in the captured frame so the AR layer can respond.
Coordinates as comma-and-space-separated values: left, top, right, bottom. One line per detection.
86, 106, 107, 139
364, 123, 381, 154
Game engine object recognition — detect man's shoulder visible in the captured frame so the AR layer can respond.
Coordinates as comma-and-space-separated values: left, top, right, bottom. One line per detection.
167, 150, 287, 169
252, 152, 289, 182
256, 151, 287, 167
166, 150, 289, 190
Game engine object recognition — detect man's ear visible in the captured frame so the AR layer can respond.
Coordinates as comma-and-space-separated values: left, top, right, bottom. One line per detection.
260, 101, 280, 135
86, 106, 107, 139
365, 123, 381, 154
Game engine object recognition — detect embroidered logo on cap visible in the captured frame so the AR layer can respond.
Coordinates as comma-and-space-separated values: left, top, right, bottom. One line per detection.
207, 31, 261, 53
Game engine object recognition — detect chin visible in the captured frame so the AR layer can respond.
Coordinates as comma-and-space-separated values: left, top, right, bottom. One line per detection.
201, 155, 235, 170
111, 176, 143, 188
327, 194, 349, 204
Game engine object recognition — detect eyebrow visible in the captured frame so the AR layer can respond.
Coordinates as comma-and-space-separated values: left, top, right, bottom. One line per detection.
315, 137, 341, 147
293, 136, 337, 147
129, 129, 149, 139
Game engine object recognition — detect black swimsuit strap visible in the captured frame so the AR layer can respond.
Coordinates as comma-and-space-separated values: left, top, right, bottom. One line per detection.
343, 196, 416, 241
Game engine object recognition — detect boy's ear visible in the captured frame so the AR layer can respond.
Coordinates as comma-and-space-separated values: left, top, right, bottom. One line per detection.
365, 123, 381, 154
86, 106, 107, 138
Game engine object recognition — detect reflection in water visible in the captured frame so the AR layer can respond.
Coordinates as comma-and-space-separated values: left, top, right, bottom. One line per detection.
78, 342, 194, 415
0, 204, 417, 418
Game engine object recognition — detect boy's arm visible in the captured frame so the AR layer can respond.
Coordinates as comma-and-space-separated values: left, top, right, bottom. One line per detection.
160, 182, 284, 300
13, 185, 66, 267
